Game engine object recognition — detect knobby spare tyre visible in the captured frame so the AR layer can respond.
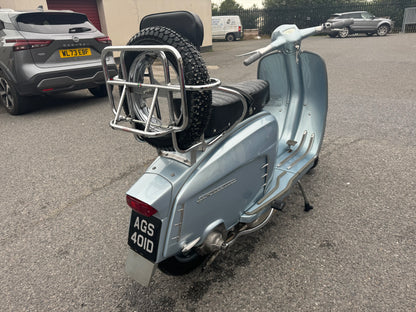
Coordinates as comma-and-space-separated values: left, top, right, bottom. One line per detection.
122, 26, 212, 151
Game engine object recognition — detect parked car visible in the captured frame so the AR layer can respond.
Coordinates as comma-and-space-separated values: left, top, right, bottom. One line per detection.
0, 9, 117, 114
326, 11, 393, 38
212, 15, 243, 41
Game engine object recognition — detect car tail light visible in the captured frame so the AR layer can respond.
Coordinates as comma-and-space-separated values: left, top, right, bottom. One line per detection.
7, 39, 52, 51
126, 195, 158, 217
238, 26, 242, 32
95, 36, 112, 45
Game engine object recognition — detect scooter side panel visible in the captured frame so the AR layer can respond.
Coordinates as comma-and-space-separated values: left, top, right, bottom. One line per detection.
164, 113, 278, 258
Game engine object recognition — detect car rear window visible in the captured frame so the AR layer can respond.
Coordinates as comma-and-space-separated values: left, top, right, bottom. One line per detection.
15, 12, 96, 34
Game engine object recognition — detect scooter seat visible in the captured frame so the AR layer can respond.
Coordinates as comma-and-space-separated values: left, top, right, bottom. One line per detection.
204, 79, 270, 138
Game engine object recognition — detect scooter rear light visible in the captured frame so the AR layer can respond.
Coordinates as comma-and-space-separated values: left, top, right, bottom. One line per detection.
126, 195, 158, 217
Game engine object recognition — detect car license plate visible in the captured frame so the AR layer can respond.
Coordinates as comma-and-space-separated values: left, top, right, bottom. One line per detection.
127, 210, 161, 263
59, 48, 91, 58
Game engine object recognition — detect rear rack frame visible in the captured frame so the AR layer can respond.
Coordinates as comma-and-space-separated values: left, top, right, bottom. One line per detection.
101, 45, 247, 165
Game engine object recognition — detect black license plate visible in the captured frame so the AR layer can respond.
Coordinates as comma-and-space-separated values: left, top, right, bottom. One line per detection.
127, 210, 161, 262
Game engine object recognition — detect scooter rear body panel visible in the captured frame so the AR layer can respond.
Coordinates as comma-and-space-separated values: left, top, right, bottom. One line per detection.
126, 112, 278, 261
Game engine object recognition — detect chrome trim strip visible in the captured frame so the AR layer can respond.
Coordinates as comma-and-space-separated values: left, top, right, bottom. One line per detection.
287, 133, 315, 170
172, 205, 185, 241
246, 156, 316, 215
277, 131, 307, 167
257, 171, 287, 205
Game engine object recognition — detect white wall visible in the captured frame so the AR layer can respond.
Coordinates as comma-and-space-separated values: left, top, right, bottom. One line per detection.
100, 0, 212, 47
1, 0, 212, 47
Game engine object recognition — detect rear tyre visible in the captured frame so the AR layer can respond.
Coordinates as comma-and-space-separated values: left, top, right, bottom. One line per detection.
225, 33, 235, 41
338, 27, 349, 38
0, 72, 29, 115
158, 250, 206, 275
88, 84, 108, 97
123, 26, 212, 151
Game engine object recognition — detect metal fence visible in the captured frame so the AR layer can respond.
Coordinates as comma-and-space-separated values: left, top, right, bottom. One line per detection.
402, 6, 416, 32
214, 1, 416, 35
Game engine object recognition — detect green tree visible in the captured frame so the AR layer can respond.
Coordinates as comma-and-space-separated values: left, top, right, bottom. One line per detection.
263, 0, 344, 8
212, 3, 220, 15
219, 0, 243, 12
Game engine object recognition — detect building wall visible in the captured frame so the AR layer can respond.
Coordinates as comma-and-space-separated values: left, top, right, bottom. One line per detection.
0, 0, 47, 10
1, 0, 212, 48
99, 0, 212, 47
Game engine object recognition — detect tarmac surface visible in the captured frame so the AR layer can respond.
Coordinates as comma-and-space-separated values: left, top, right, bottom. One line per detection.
1, 33, 415, 311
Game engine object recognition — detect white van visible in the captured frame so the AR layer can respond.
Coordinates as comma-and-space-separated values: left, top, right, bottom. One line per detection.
212, 15, 243, 41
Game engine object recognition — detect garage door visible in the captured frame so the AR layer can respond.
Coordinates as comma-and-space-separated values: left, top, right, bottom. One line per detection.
46, 0, 102, 31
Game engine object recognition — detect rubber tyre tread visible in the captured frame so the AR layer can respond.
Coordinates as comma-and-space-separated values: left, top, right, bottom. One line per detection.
0, 72, 29, 115
123, 26, 212, 151
158, 251, 206, 276
88, 84, 108, 97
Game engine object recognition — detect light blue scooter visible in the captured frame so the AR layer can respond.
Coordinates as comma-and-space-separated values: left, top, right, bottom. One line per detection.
101, 11, 352, 286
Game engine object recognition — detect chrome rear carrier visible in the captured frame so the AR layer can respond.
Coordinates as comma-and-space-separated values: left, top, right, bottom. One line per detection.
101, 45, 248, 163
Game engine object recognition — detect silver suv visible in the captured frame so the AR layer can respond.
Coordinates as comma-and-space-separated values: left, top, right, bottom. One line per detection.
326, 11, 393, 38
0, 9, 117, 114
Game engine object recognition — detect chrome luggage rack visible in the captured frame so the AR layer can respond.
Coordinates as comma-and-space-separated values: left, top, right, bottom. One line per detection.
101, 45, 247, 165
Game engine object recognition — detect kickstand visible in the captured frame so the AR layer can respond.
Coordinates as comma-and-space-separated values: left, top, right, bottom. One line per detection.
297, 181, 313, 212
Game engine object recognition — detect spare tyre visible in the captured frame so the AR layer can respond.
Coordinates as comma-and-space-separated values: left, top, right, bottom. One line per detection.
122, 26, 212, 151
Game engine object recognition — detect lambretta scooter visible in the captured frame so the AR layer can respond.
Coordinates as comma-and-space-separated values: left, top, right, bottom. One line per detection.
101, 11, 352, 286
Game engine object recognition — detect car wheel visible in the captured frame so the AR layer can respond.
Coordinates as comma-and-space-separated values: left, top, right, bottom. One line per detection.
122, 26, 212, 151
338, 27, 349, 38
88, 84, 108, 97
377, 25, 390, 36
226, 33, 235, 41
0, 72, 29, 115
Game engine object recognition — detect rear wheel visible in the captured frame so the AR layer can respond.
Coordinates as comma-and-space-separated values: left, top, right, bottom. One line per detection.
226, 33, 235, 41
123, 26, 212, 151
338, 27, 349, 38
158, 250, 206, 275
88, 84, 108, 97
0, 72, 29, 115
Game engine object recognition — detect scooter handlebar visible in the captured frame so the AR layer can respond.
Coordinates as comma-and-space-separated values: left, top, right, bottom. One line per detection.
243, 38, 285, 66
243, 51, 262, 66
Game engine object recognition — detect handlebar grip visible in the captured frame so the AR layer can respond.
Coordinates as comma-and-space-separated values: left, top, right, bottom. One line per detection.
243, 51, 262, 66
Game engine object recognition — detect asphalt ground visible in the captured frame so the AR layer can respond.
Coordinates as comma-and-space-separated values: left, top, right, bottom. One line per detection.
1, 33, 415, 311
